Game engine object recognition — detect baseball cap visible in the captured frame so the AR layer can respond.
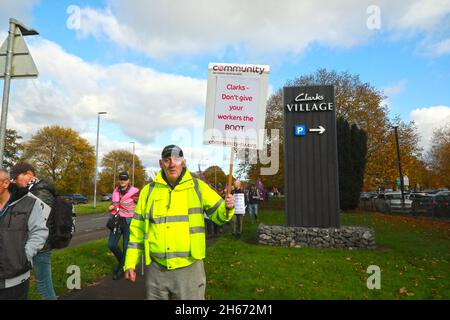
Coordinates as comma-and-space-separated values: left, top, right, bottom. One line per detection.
10, 162, 35, 180
118, 172, 129, 180
161, 145, 183, 159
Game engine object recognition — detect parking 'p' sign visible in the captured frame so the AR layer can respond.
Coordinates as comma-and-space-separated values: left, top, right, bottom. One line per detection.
294, 125, 306, 136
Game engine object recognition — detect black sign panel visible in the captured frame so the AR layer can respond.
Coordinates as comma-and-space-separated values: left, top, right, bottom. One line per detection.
283, 85, 340, 228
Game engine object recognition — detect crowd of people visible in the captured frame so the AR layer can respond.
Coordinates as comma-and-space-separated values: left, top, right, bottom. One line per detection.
0, 144, 280, 300
206, 180, 280, 239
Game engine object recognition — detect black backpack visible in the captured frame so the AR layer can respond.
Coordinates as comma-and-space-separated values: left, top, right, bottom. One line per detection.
47, 196, 76, 249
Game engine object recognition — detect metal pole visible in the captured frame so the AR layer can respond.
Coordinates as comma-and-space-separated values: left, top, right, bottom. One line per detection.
94, 112, 107, 208
215, 166, 217, 187
393, 126, 405, 210
113, 159, 116, 190
0, 20, 16, 166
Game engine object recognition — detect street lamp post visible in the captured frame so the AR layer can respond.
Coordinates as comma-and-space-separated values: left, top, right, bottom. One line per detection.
94, 111, 107, 208
130, 141, 135, 186
0, 18, 39, 165
393, 126, 405, 210
112, 159, 116, 190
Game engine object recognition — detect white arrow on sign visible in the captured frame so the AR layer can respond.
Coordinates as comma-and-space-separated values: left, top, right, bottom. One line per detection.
309, 126, 326, 135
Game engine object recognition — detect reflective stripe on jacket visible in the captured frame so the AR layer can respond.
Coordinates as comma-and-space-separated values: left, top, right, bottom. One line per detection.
124, 169, 234, 271
111, 186, 139, 218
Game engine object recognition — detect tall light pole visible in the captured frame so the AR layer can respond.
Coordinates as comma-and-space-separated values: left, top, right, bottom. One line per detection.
130, 141, 135, 186
94, 111, 107, 208
112, 159, 116, 190
393, 125, 405, 210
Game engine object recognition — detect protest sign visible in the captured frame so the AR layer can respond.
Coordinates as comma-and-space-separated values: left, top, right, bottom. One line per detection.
233, 193, 246, 215
204, 63, 270, 150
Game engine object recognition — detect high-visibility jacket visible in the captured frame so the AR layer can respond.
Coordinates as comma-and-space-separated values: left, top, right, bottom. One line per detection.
111, 186, 140, 218
124, 169, 234, 271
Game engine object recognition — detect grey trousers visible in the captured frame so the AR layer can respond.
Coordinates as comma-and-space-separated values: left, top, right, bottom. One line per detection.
145, 260, 206, 300
233, 214, 244, 235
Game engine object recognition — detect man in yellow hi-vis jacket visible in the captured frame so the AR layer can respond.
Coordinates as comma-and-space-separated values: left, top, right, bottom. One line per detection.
124, 145, 235, 300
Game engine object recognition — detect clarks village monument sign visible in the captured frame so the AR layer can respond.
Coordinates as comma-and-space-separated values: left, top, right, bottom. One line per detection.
257, 85, 376, 250
284, 85, 340, 228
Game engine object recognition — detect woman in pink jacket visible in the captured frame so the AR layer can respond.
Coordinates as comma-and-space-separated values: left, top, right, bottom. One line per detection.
108, 172, 139, 280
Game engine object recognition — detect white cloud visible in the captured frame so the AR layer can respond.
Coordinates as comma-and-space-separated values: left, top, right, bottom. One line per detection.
71, 0, 374, 58
382, 79, 407, 97
381, 80, 407, 111
67, 0, 450, 59
395, 0, 450, 32
410, 106, 450, 151
0, 0, 39, 27
426, 38, 450, 57
7, 38, 206, 148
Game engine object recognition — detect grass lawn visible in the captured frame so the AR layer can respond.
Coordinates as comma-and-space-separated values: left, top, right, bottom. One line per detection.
28, 208, 449, 300
204, 209, 450, 300
28, 238, 116, 300
74, 201, 110, 216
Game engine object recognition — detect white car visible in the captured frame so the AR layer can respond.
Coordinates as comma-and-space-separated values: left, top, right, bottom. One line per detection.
374, 192, 411, 213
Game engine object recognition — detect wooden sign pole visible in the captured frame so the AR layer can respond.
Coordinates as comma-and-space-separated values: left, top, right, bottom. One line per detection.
227, 147, 235, 196
226, 147, 236, 218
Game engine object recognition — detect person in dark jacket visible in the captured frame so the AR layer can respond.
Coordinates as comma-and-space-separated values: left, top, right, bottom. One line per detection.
0, 168, 48, 300
10, 162, 57, 300
247, 185, 260, 224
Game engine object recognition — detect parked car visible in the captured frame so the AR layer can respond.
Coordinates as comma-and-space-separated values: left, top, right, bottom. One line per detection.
409, 192, 428, 200
411, 194, 436, 216
360, 192, 378, 199
359, 192, 378, 210
63, 193, 88, 204
100, 193, 112, 201
434, 191, 450, 218
374, 192, 411, 213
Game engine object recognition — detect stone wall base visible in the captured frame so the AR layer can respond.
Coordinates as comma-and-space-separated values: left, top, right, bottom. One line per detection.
258, 224, 376, 249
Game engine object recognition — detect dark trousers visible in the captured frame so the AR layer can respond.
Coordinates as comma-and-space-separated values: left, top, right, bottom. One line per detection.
108, 217, 131, 271
205, 218, 216, 238
0, 279, 29, 300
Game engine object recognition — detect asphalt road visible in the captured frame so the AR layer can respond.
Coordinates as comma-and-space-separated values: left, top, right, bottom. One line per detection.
70, 212, 110, 247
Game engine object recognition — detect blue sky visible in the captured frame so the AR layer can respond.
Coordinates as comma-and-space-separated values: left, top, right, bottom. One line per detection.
1, 0, 450, 178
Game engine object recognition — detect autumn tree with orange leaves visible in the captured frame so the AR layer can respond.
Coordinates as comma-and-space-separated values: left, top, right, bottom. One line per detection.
427, 124, 450, 188
22, 125, 96, 195
239, 69, 424, 192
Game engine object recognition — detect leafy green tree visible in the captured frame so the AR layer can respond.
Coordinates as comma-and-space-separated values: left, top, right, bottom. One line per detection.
203, 165, 227, 187
2, 129, 23, 169
98, 149, 148, 194
239, 69, 421, 192
428, 123, 450, 188
337, 118, 368, 209
22, 126, 96, 195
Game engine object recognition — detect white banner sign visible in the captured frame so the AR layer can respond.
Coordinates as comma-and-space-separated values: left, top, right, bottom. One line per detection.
403, 176, 409, 186
204, 63, 270, 150
233, 193, 246, 215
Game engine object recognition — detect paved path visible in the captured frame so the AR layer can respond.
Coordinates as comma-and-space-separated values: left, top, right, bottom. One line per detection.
70, 212, 110, 246
60, 267, 146, 300
60, 224, 229, 300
